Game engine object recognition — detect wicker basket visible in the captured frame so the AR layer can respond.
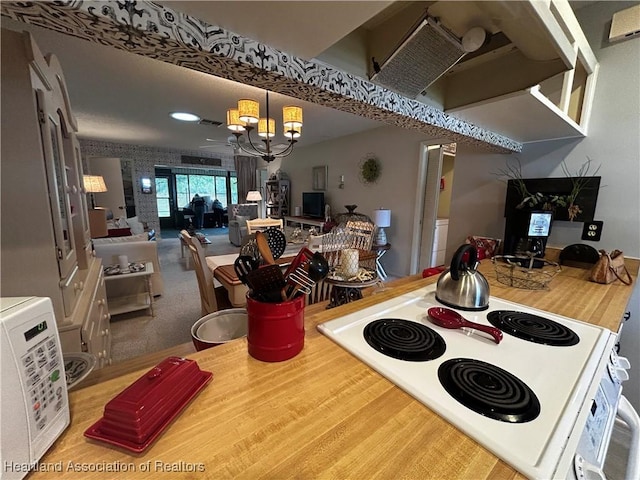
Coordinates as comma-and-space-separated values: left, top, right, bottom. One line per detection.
492, 256, 561, 290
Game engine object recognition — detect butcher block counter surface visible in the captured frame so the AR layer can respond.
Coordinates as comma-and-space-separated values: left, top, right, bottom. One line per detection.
35, 260, 636, 480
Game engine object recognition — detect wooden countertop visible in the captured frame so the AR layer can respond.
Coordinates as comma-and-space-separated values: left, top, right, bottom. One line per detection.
36, 260, 636, 479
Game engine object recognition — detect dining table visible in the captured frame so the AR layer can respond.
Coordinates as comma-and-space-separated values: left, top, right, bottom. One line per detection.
206, 254, 296, 307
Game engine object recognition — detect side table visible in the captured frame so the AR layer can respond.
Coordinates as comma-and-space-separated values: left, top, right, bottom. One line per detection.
371, 243, 391, 280
104, 262, 155, 316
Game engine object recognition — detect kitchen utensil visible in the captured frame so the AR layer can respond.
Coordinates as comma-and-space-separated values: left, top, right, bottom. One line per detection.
255, 231, 275, 265
285, 263, 315, 300
246, 264, 287, 302
307, 252, 330, 281
284, 247, 315, 278
265, 228, 287, 259
427, 307, 503, 344
234, 255, 259, 285
435, 244, 490, 311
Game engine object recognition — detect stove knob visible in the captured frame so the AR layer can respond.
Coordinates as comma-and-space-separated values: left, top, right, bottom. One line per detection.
574, 454, 605, 480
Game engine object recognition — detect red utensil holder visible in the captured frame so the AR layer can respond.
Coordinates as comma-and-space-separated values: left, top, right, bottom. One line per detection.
246, 294, 305, 362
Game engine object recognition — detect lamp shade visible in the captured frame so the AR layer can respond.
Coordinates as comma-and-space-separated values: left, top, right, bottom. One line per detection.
373, 209, 391, 228
83, 175, 107, 193
246, 191, 262, 202
226, 109, 246, 132
258, 118, 276, 138
238, 99, 259, 124
282, 106, 303, 128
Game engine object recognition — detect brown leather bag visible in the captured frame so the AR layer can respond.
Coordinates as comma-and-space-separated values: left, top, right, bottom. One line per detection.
589, 250, 633, 285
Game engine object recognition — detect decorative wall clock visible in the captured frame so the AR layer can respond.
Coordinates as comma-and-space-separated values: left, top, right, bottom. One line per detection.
359, 155, 381, 184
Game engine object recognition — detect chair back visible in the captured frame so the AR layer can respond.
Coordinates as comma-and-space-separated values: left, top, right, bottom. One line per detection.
228, 203, 259, 221
183, 231, 218, 316
246, 218, 284, 235
345, 220, 375, 251
306, 280, 333, 306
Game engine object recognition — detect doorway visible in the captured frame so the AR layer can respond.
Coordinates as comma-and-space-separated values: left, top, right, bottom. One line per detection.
410, 143, 456, 274
155, 172, 175, 230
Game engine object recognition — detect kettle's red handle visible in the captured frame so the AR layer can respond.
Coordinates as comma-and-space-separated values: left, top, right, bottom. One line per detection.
450, 244, 477, 281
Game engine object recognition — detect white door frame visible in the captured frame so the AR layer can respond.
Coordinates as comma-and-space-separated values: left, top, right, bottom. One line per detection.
409, 142, 447, 274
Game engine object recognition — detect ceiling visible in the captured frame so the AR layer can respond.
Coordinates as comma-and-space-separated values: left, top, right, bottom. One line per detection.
1, 1, 592, 155
1, 2, 394, 156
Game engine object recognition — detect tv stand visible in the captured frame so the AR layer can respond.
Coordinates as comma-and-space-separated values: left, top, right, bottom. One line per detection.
284, 216, 324, 231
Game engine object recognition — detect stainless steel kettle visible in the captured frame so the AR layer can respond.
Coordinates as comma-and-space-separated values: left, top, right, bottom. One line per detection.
436, 244, 490, 311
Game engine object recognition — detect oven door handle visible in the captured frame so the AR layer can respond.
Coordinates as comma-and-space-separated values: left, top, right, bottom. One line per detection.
617, 395, 640, 480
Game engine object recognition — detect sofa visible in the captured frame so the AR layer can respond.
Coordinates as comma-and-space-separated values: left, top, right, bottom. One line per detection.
228, 203, 259, 246
93, 234, 164, 296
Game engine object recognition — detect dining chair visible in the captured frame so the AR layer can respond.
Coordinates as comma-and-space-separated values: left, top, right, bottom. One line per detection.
306, 279, 333, 305
184, 233, 219, 316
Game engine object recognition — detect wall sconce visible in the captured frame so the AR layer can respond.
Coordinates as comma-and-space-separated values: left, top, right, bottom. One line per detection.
141, 177, 152, 194
339, 175, 345, 189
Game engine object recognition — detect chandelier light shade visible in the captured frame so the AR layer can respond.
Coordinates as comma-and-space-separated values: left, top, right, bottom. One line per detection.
226, 91, 303, 162
237, 99, 259, 124
282, 106, 303, 128
258, 118, 276, 138
373, 208, 391, 246
83, 175, 107, 193
226, 109, 246, 132
246, 190, 263, 202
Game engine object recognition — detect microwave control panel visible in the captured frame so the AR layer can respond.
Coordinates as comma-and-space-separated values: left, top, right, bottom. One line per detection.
1, 297, 70, 473
21, 335, 65, 433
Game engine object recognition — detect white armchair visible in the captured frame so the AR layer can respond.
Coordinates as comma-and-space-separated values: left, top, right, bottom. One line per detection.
228, 204, 259, 246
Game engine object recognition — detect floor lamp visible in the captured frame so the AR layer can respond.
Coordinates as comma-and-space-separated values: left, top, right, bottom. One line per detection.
246, 190, 263, 218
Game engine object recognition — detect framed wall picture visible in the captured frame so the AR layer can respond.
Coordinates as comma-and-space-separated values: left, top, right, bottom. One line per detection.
312, 165, 328, 191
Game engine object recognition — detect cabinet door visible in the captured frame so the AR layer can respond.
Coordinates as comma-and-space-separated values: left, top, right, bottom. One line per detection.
36, 90, 76, 279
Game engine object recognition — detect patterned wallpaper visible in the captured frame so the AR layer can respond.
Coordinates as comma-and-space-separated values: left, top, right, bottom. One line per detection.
81, 140, 235, 233
1, 1, 521, 154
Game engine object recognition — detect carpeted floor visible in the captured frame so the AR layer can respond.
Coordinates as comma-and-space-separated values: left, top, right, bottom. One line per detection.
108, 227, 239, 364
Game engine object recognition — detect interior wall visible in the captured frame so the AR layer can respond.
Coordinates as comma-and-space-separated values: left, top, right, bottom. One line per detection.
80, 140, 235, 235
446, 1, 640, 261
276, 125, 435, 278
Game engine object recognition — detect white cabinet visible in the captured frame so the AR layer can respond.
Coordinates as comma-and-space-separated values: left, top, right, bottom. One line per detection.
1, 28, 111, 366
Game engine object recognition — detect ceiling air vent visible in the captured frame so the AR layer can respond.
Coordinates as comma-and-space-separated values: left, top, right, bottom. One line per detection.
370, 16, 466, 99
198, 118, 223, 126
181, 155, 222, 167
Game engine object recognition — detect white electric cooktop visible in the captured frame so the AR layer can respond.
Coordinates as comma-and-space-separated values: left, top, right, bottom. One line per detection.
318, 284, 614, 479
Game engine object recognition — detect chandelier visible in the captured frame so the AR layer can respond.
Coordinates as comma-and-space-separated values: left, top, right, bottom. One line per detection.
226, 91, 302, 163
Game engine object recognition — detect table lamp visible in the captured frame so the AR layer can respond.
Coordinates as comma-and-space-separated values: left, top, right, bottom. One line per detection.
373, 208, 391, 246
83, 174, 107, 209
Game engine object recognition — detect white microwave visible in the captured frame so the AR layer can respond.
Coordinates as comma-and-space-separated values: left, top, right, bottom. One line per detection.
1, 297, 70, 480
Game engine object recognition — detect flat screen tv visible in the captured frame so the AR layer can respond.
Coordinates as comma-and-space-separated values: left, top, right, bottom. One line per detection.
302, 192, 324, 218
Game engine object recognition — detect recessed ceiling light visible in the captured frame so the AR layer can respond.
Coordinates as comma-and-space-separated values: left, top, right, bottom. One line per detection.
170, 112, 201, 122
